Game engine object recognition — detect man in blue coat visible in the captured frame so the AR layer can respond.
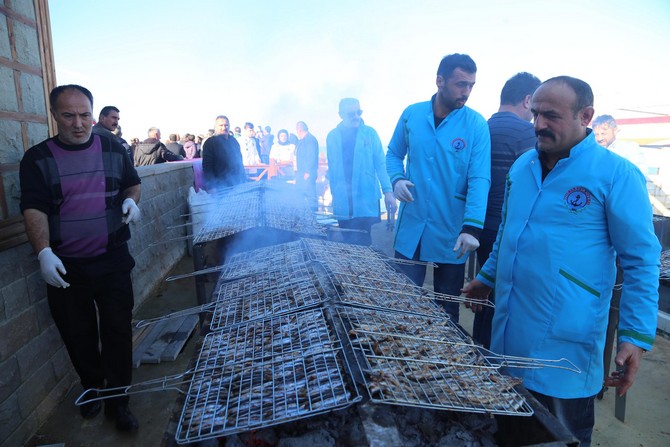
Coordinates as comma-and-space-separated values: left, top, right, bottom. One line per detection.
463, 76, 660, 446
327, 98, 396, 245
386, 53, 491, 321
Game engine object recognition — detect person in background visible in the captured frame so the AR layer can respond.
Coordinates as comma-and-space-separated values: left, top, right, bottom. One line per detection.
19, 85, 142, 432
183, 133, 199, 159
165, 133, 184, 157
92, 105, 132, 160
133, 127, 183, 166
326, 98, 396, 245
260, 125, 274, 164
462, 76, 660, 446
295, 121, 320, 211
592, 114, 648, 176
233, 126, 242, 140
202, 115, 246, 191
240, 122, 262, 166
470, 72, 541, 349
386, 53, 491, 322
269, 129, 296, 178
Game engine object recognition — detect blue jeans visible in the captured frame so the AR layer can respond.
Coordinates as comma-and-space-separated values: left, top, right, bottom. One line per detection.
395, 248, 465, 322
530, 390, 595, 447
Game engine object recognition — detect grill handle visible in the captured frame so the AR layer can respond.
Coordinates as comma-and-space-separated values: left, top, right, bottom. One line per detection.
135, 302, 217, 328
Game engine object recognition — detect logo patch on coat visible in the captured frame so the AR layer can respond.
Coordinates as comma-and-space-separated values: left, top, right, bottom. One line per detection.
564, 186, 591, 212
451, 138, 466, 152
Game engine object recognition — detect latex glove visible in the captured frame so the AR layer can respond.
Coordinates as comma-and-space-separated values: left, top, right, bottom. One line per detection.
38, 247, 70, 288
453, 233, 479, 259
393, 180, 415, 202
121, 198, 140, 224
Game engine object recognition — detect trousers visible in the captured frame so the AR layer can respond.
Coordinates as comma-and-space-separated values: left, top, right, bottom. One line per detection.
47, 246, 135, 407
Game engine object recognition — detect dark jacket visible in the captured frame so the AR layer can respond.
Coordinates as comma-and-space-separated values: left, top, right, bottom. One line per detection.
202, 134, 246, 190
166, 141, 185, 157
134, 138, 183, 166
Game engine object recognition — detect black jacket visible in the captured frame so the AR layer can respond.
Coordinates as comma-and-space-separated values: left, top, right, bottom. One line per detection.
134, 138, 183, 166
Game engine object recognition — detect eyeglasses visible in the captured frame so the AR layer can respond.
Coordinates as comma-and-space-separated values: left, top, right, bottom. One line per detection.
347, 109, 363, 119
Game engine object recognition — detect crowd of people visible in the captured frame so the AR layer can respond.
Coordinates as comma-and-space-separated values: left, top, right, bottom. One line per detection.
17, 52, 661, 446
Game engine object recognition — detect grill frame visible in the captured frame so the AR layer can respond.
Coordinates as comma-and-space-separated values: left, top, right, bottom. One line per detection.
176, 308, 362, 444
334, 306, 534, 417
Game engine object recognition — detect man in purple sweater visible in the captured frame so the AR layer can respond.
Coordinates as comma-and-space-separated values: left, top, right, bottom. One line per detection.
19, 84, 141, 432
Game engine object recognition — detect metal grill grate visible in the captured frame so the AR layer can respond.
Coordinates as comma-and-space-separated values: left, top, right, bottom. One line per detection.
193, 194, 261, 243
334, 306, 533, 416
209, 266, 327, 329
221, 241, 309, 279
192, 182, 327, 244
335, 277, 446, 317
176, 309, 360, 443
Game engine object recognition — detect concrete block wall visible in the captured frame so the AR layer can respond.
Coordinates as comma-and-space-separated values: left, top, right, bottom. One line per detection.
0, 0, 50, 220
0, 162, 195, 447
129, 163, 194, 308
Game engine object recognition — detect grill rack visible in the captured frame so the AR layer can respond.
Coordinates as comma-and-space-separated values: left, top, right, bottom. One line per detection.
137, 263, 328, 330
221, 241, 309, 279
176, 308, 361, 443
334, 306, 536, 416
193, 182, 327, 244
209, 267, 327, 330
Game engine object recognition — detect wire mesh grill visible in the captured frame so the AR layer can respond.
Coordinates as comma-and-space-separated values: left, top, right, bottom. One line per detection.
220, 241, 309, 279
334, 306, 533, 416
193, 194, 261, 243
176, 309, 360, 443
192, 182, 326, 244
335, 277, 446, 317
209, 266, 327, 329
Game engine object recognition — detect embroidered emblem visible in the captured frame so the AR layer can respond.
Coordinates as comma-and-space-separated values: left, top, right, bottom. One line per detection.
452, 138, 466, 152
564, 186, 591, 212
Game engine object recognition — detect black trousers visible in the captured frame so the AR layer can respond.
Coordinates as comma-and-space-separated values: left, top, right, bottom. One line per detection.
47, 247, 135, 407
337, 217, 379, 246
472, 228, 497, 349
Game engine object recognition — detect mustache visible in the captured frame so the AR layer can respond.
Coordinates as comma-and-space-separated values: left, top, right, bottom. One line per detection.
536, 129, 555, 140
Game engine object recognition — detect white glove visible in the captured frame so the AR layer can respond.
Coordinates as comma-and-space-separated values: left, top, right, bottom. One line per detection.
453, 233, 479, 259
393, 180, 415, 202
38, 247, 70, 288
121, 198, 140, 224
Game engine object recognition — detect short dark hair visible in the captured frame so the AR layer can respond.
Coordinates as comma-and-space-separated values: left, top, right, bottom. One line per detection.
169, 134, 178, 141
436, 53, 477, 79
244, 122, 254, 130
49, 84, 93, 110
99, 105, 119, 119
500, 72, 541, 106
592, 114, 617, 128
215, 115, 228, 122
543, 76, 594, 115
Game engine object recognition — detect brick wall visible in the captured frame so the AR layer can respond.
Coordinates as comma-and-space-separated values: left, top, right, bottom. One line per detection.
0, 162, 195, 447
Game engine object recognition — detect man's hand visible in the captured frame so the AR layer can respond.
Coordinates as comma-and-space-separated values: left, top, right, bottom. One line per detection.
393, 180, 415, 202
38, 247, 70, 288
461, 278, 491, 313
604, 342, 645, 396
121, 198, 140, 224
384, 192, 397, 227
453, 233, 479, 259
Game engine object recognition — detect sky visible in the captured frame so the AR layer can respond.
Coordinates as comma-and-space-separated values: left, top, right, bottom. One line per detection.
48, 0, 670, 145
